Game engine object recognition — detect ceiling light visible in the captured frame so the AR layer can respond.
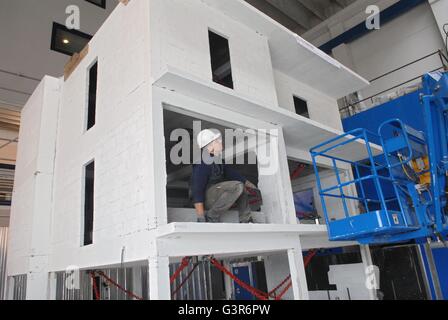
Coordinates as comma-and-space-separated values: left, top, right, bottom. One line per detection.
62, 39, 70, 44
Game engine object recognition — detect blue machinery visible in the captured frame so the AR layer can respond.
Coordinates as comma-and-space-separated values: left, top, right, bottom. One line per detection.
310, 72, 448, 245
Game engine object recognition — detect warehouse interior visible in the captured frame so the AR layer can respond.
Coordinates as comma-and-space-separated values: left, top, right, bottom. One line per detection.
0, 0, 448, 301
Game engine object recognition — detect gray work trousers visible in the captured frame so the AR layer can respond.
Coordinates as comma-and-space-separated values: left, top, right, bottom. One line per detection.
204, 181, 251, 223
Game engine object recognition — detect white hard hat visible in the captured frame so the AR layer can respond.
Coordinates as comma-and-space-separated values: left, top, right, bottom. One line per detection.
197, 129, 222, 149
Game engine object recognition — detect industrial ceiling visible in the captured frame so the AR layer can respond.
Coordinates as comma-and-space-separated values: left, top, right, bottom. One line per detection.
244, 0, 357, 35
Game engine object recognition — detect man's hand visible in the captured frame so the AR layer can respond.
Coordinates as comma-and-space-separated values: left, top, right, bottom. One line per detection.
194, 203, 206, 217
245, 180, 257, 189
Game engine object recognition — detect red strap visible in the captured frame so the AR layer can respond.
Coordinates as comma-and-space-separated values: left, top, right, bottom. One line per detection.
171, 250, 318, 301
171, 263, 199, 299
268, 274, 291, 298
89, 272, 101, 300
290, 164, 306, 180
270, 250, 318, 300
170, 257, 191, 284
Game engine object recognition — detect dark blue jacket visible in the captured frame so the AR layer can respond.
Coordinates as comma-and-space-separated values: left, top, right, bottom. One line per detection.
191, 158, 247, 204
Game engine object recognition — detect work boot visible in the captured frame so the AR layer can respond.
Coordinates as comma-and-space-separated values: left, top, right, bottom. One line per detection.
205, 214, 220, 223
197, 216, 208, 223
240, 212, 266, 224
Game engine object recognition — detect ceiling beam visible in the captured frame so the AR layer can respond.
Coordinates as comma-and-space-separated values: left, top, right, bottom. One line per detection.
244, 0, 307, 34
333, 0, 356, 9
296, 0, 327, 21
264, 0, 313, 30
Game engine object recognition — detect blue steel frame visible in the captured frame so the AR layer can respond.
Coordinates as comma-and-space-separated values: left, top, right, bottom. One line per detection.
421, 73, 448, 237
310, 72, 448, 244
310, 124, 429, 244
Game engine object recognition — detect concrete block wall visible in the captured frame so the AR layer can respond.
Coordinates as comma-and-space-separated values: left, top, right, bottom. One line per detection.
150, 0, 279, 109
48, 0, 154, 271
273, 70, 343, 130
150, 0, 344, 131
7, 76, 61, 279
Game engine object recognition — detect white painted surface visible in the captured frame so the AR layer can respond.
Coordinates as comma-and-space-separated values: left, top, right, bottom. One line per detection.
7, 77, 60, 279
49, 0, 153, 272
328, 263, 379, 300
150, 0, 279, 109
153, 69, 381, 163
274, 70, 343, 130
6, 76, 60, 300
202, 0, 370, 99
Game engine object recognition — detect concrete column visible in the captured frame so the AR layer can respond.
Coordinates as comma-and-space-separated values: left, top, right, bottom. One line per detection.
223, 261, 233, 300
264, 246, 309, 300
148, 256, 171, 300
47, 272, 57, 300
264, 253, 292, 300
288, 245, 309, 300
6, 276, 14, 300
25, 269, 49, 300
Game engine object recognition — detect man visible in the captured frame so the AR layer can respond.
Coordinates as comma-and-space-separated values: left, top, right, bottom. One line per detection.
192, 129, 258, 223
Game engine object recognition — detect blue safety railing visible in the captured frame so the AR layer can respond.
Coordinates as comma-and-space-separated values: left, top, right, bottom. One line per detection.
310, 120, 432, 244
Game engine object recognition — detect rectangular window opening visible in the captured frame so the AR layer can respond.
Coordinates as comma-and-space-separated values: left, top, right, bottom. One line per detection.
208, 30, 234, 89
87, 61, 98, 130
83, 161, 95, 246
293, 96, 309, 118
50, 22, 92, 56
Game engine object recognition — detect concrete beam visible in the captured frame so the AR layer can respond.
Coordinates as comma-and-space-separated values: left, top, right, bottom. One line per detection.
265, 0, 313, 30
296, 0, 327, 21
245, 0, 307, 34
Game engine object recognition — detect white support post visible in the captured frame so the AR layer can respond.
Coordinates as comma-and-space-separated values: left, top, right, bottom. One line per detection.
288, 245, 309, 300
223, 261, 233, 300
26, 270, 50, 300
148, 256, 171, 300
277, 129, 299, 225
6, 276, 14, 300
360, 245, 378, 300
47, 272, 57, 300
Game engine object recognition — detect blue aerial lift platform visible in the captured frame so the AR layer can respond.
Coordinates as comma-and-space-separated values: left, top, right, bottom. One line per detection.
310, 72, 448, 246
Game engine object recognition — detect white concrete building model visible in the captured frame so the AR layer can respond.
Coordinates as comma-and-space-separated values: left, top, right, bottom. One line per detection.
6, 0, 377, 300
